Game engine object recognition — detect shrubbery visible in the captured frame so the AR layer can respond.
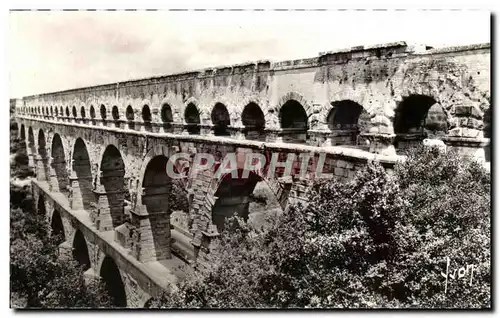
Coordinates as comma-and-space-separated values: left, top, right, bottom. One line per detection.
10, 127, 111, 308
150, 146, 490, 309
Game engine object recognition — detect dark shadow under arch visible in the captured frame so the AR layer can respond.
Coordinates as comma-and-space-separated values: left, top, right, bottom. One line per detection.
100, 256, 127, 307
72, 229, 91, 271
185, 103, 200, 135
279, 100, 308, 144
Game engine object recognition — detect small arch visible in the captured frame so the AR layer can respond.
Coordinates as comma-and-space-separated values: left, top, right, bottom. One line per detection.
99, 256, 127, 307
51, 209, 65, 245
242, 102, 265, 141
279, 100, 308, 144
211, 103, 231, 136
100, 104, 107, 120
142, 105, 152, 131
59, 106, 64, 116
161, 103, 173, 132
185, 103, 201, 135
327, 100, 364, 146
27, 127, 35, 157
65, 106, 70, 117
112, 106, 120, 121
50, 106, 54, 116
90, 105, 96, 120
126, 105, 135, 121
72, 106, 78, 118
80, 106, 86, 118
72, 229, 91, 271
394, 95, 447, 149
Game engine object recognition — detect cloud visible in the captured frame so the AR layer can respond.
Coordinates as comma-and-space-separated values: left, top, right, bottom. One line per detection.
9, 10, 490, 98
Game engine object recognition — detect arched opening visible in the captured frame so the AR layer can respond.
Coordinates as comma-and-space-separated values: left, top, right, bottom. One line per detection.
90, 106, 96, 120
142, 105, 152, 132
27, 127, 35, 166
55, 107, 59, 117
143, 298, 154, 308
483, 107, 491, 162
184, 103, 201, 135
327, 100, 364, 146
80, 106, 86, 119
394, 95, 447, 150
50, 107, 53, 116
65, 106, 70, 117
100, 104, 107, 120
37, 195, 46, 217
72, 138, 95, 210
100, 145, 126, 228
59, 106, 64, 116
141, 155, 172, 260
161, 103, 173, 132
126, 106, 135, 129
37, 129, 49, 181
51, 209, 65, 245
279, 100, 308, 143
211, 103, 231, 136
72, 106, 77, 118
51, 134, 69, 193
242, 102, 265, 141
100, 256, 127, 307
72, 229, 91, 271
212, 170, 282, 233
112, 106, 120, 121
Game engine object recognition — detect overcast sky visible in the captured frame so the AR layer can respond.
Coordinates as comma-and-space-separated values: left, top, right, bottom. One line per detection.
8, 10, 490, 98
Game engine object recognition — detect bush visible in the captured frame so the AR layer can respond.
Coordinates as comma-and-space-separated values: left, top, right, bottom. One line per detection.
150, 146, 490, 309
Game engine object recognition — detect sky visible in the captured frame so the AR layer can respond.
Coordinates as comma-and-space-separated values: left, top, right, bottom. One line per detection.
8, 10, 491, 98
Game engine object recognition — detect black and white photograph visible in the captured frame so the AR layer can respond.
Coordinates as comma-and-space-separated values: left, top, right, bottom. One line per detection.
7, 6, 492, 310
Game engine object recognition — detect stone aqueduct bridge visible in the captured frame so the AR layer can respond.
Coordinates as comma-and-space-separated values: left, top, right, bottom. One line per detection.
13, 42, 490, 307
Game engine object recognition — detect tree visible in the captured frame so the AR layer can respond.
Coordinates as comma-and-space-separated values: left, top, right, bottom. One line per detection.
150, 145, 490, 309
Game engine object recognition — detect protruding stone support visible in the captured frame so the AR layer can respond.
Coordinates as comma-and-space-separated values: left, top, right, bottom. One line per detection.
91, 180, 125, 231
229, 125, 245, 140
83, 268, 100, 286
58, 241, 72, 261
49, 157, 69, 193
68, 171, 91, 210
358, 133, 397, 156
129, 209, 172, 262
442, 137, 490, 162
128, 184, 173, 262
34, 155, 48, 182
200, 124, 214, 136
27, 145, 35, 168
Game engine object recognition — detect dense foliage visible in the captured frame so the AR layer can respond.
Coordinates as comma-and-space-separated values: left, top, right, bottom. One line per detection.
10, 127, 111, 308
150, 146, 491, 309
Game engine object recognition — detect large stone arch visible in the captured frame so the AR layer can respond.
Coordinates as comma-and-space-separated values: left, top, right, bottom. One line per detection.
95, 144, 127, 230
71, 138, 95, 211
133, 153, 174, 261
50, 133, 69, 193
209, 168, 284, 233
99, 255, 127, 307
37, 129, 50, 181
